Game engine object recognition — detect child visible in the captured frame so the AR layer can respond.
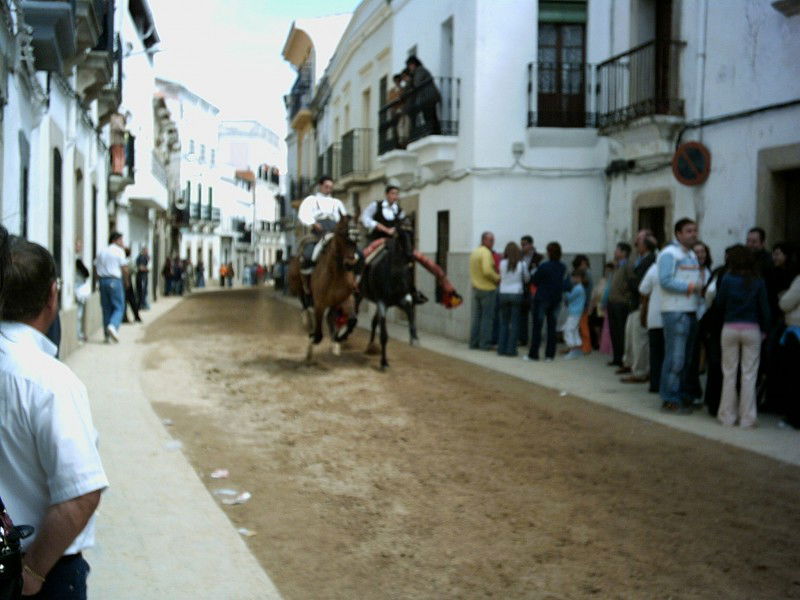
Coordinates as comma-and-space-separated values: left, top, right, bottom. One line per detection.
563, 270, 587, 359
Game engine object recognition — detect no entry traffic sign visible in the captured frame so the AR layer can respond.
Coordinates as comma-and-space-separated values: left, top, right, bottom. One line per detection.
672, 141, 711, 186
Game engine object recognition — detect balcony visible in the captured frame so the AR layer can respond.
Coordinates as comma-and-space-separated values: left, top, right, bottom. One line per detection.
527, 61, 595, 128
108, 131, 134, 193
340, 128, 372, 179
200, 204, 211, 221
72, 0, 104, 60
77, 1, 113, 102
286, 66, 313, 129
211, 207, 221, 224
595, 39, 685, 131
378, 76, 461, 155
21, 0, 77, 72
189, 202, 201, 221
97, 34, 122, 125
289, 177, 312, 207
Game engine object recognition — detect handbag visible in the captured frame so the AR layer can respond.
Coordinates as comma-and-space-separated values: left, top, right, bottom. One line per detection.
0, 495, 32, 600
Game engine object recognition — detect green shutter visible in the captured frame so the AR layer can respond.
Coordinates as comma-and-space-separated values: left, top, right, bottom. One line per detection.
538, 0, 587, 24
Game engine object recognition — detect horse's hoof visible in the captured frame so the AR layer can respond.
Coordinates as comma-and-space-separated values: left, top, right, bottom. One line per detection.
409, 337, 419, 346
380, 361, 389, 370
332, 343, 341, 356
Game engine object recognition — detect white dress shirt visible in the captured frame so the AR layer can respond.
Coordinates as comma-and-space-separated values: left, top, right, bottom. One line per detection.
297, 193, 347, 227
638, 262, 663, 329
0, 322, 108, 554
95, 243, 127, 278
360, 199, 404, 231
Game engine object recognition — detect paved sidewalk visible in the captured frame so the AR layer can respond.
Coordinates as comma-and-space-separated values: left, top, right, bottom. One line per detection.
65, 296, 282, 600
274, 291, 799, 466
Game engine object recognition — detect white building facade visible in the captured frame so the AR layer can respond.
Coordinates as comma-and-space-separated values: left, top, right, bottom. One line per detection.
0, 0, 168, 356
283, 0, 800, 342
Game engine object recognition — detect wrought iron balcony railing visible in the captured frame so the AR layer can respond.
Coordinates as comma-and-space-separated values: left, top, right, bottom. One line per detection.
289, 177, 312, 202
595, 39, 685, 130
340, 128, 372, 177
527, 61, 596, 128
378, 76, 460, 155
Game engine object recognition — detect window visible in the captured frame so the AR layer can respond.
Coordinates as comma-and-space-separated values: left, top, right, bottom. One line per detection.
189, 139, 195, 155
379, 75, 387, 108
197, 183, 202, 204
537, 0, 587, 127
210, 149, 215, 167
208, 186, 213, 207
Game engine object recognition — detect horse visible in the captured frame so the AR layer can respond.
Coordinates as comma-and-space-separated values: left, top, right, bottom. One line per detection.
358, 222, 418, 369
287, 215, 359, 362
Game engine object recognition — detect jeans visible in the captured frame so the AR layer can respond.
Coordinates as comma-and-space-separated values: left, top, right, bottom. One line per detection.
529, 297, 560, 359
660, 311, 698, 406
497, 293, 522, 355
27, 554, 90, 600
469, 287, 497, 349
99, 277, 124, 331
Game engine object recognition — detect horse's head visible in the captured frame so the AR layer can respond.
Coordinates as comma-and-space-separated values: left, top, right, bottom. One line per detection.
333, 216, 359, 287
397, 217, 415, 262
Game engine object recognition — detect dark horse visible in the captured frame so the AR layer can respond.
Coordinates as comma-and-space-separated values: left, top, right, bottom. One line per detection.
358, 222, 418, 369
287, 216, 359, 362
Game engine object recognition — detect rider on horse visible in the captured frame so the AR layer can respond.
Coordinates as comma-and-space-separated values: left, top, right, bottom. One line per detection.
361, 185, 461, 308
297, 175, 349, 291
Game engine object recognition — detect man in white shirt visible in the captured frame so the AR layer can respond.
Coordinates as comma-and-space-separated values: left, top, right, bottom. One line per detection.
361, 185, 459, 306
639, 259, 664, 394
0, 237, 108, 598
297, 175, 348, 278
657, 218, 702, 413
94, 231, 128, 342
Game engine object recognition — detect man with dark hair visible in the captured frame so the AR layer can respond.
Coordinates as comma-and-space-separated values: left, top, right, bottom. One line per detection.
606, 241, 633, 368
94, 231, 128, 342
405, 55, 441, 135
296, 175, 349, 287
621, 231, 658, 383
0, 237, 108, 598
361, 185, 458, 306
518, 235, 541, 346
746, 226, 772, 275
657, 218, 702, 413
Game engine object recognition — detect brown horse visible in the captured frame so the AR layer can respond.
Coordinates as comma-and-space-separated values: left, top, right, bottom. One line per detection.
288, 216, 359, 362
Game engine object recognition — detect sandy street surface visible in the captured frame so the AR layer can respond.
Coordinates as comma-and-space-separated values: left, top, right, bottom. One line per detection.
141, 288, 800, 600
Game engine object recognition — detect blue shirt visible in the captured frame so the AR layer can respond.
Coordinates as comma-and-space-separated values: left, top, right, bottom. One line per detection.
532, 260, 567, 303
565, 284, 586, 316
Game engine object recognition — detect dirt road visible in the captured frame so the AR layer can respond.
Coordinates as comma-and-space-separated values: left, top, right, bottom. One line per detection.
142, 288, 800, 599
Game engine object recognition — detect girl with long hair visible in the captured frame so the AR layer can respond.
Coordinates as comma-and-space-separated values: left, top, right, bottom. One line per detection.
497, 241, 529, 356
714, 245, 770, 427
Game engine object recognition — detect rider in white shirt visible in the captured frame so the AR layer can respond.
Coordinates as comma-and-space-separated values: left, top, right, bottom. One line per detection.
297, 175, 348, 275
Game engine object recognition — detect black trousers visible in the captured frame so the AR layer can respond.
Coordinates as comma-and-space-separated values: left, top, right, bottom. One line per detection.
607, 302, 629, 366
704, 324, 723, 416
124, 285, 141, 322
648, 328, 664, 393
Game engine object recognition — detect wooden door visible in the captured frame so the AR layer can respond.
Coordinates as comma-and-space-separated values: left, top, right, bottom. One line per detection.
537, 22, 586, 127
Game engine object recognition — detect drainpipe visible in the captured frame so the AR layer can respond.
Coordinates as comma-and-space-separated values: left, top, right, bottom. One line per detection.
694, 0, 708, 140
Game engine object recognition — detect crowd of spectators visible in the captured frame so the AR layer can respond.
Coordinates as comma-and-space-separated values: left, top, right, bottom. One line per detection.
469, 223, 799, 429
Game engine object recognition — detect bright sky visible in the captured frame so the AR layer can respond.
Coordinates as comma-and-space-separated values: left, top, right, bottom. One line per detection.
149, 0, 359, 140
